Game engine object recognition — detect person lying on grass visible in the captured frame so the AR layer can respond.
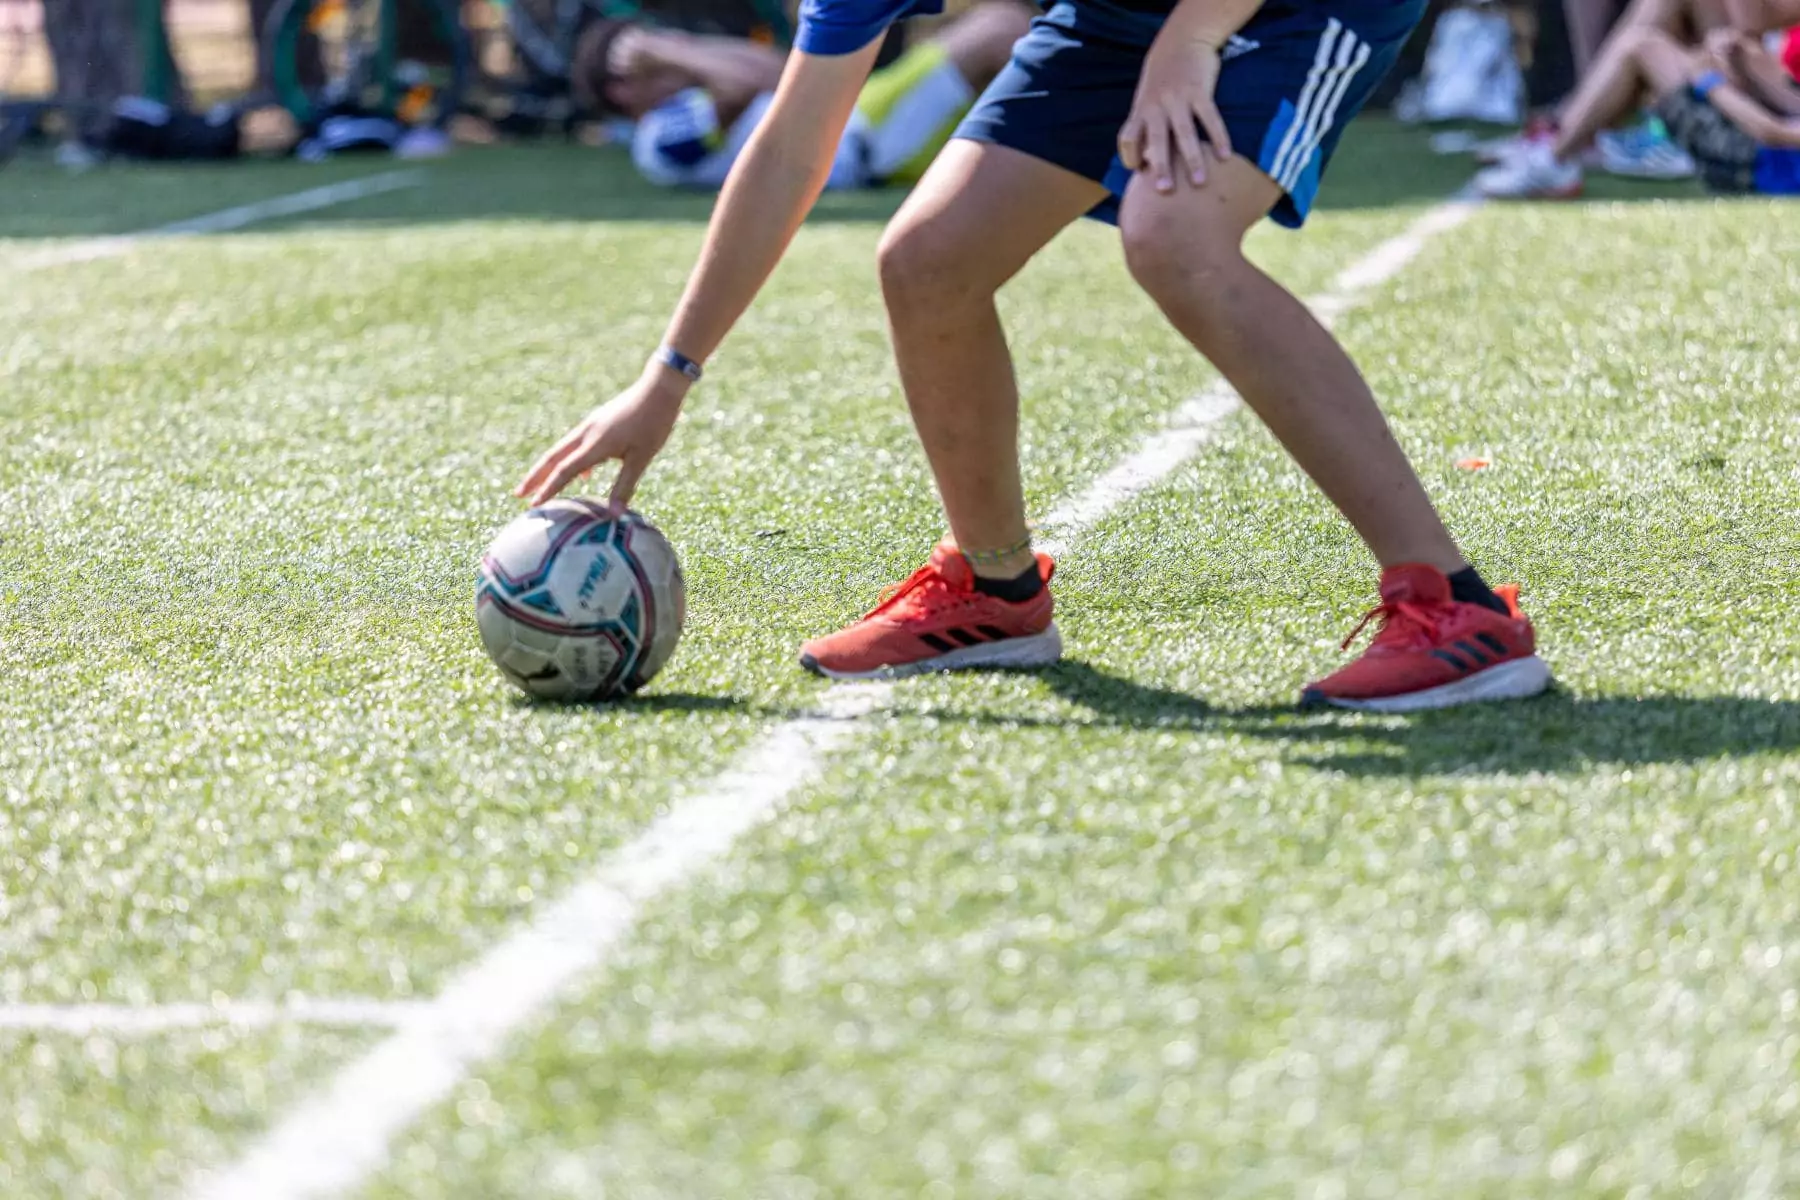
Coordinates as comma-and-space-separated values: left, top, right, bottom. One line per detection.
1480, 0, 1800, 196
520, 0, 1553, 711
574, 4, 1031, 191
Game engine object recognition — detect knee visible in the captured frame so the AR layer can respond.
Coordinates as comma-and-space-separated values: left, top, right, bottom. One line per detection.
877, 212, 988, 315
1613, 23, 1663, 59
1617, 0, 1677, 33
1119, 199, 1245, 319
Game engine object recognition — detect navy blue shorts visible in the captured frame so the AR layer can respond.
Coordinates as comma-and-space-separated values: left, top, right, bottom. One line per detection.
956, 0, 1425, 227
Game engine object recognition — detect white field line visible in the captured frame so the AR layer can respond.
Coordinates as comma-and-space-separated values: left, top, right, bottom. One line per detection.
12, 169, 424, 272
0, 998, 422, 1035
179, 188, 1483, 1200
183, 682, 890, 1200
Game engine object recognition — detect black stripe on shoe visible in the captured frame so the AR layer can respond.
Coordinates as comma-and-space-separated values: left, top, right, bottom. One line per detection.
946, 628, 985, 648
977, 625, 1011, 642
1432, 649, 1470, 672
1476, 632, 1510, 657
919, 633, 957, 654
1455, 640, 1491, 666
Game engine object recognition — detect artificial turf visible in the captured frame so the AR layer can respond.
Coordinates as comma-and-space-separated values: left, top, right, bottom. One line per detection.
4, 126, 1798, 1197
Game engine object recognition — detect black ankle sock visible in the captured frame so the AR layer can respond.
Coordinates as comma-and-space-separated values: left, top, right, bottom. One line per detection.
1448, 566, 1508, 615
973, 562, 1044, 603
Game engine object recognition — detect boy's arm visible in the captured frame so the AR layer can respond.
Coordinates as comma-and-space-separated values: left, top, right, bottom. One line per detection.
517, 43, 882, 506
659, 46, 877, 364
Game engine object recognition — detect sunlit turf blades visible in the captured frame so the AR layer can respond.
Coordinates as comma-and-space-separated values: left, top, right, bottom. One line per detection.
3, 134, 1799, 1198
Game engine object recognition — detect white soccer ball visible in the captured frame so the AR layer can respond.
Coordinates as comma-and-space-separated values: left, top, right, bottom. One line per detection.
475, 499, 685, 700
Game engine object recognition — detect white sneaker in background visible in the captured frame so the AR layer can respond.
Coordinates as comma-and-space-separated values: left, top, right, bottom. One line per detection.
395, 126, 453, 159
1420, 6, 1525, 125
1475, 139, 1584, 198
1473, 132, 1528, 164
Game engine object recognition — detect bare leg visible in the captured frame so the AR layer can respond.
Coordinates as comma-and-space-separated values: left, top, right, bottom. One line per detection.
929, 2, 1036, 85
1597, 0, 1728, 47
1565, 0, 1624, 76
1549, 0, 1725, 139
1119, 158, 1464, 572
1554, 26, 1705, 156
878, 140, 1108, 577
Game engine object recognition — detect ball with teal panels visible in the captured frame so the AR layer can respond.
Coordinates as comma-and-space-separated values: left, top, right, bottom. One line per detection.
476, 499, 685, 700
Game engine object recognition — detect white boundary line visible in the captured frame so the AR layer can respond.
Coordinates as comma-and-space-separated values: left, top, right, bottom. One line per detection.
180, 188, 1484, 1200
0, 998, 422, 1036
185, 683, 890, 1200
11, 169, 424, 272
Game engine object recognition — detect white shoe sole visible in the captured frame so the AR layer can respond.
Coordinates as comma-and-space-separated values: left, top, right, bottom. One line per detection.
1603, 164, 1695, 181
803, 624, 1063, 682
1313, 655, 1552, 714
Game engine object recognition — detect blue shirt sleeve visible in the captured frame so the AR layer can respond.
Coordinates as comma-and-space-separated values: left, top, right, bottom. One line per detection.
794, 0, 945, 56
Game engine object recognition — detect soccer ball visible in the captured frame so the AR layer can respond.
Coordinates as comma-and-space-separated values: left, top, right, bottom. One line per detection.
475, 499, 685, 700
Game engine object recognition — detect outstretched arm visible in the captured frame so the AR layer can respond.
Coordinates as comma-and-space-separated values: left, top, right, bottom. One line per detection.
657, 45, 877, 366
517, 42, 883, 506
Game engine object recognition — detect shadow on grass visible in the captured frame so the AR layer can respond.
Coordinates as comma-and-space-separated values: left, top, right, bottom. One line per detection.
986, 659, 1800, 776
507, 659, 1800, 777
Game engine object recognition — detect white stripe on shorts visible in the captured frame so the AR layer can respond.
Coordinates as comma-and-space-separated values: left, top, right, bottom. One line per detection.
1267, 18, 1343, 189
1281, 32, 1373, 191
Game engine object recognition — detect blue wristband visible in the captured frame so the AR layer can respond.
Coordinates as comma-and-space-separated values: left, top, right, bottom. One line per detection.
1694, 70, 1726, 98
653, 345, 704, 383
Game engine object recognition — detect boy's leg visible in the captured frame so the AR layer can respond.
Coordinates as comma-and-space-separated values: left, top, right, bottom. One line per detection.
1118, 158, 1463, 573
797, 97, 1106, 679
879, 140, 1108, 573
1117, 7, 1546, 710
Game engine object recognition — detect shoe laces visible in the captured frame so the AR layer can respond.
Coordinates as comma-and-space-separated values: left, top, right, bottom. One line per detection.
869, 565, 966, 621
1341, 597, 1449, 652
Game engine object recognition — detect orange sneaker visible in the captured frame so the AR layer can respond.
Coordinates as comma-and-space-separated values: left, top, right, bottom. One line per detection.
1302, 564, 1550, 712
799, 543, 1061, 680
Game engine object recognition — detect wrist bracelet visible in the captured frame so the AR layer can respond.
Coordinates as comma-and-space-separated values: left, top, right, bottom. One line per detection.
1694, 70, 1726, 98
653, 344, 703, 383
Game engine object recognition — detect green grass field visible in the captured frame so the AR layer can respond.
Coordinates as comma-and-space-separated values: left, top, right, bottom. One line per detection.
4, 127, 1800, 1199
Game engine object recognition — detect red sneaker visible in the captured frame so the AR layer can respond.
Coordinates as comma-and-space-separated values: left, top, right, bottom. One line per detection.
1302, 564, 1550, 712
799, 543, 1060, 681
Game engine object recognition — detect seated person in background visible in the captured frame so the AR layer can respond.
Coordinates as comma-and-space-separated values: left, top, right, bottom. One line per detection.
573, 3, 1032, 189
1480, 0, 1800, 195
1482, 0, 1735, 177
